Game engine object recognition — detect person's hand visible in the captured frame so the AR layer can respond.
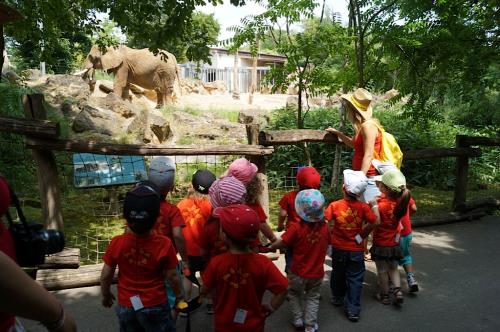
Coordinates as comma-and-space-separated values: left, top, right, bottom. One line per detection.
54, 310, 77, 332
261, 303, 275, 317
102, 292, 115, 308
276, 224, 284, 232
326, 127, 340, 135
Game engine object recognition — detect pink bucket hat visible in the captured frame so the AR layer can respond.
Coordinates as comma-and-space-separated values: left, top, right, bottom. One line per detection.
227, 158, 258, 185
209, 176, 247, 210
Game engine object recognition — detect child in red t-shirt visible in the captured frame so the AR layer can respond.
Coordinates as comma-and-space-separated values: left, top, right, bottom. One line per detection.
177, 170, 216, 300
271, 189, 329, 332
148, 156, 188, 311
201, 204, 288, 332
370, 169, 410, 305
228, 158, 277, 248
277, 166, 321, 274
324, 170, 377, 322
399, 195, 418, 292
101, 183, 185, 332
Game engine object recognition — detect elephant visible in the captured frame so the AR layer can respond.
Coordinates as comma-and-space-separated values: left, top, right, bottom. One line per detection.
82, 45, 180, 108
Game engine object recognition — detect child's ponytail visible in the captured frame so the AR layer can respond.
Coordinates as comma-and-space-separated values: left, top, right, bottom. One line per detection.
394, 188, 411, 220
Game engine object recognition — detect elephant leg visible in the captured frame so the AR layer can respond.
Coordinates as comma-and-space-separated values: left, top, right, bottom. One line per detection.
113, 67, 129, 100
164, 85, 174, 105
155, 90, 164, 109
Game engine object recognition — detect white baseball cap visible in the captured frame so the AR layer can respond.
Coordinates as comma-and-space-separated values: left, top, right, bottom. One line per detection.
343, 169, 368, 196
148, 156, 175, 195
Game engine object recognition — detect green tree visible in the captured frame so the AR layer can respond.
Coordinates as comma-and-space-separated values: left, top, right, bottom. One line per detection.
91, 18, 122, 52
127, 12, 220, 64
229, 0, 350, 128
4, 0, 97, 73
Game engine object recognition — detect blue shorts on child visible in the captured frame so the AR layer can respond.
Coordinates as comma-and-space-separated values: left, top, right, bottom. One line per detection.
399, 233, 413, 266
115, 302, 175, 332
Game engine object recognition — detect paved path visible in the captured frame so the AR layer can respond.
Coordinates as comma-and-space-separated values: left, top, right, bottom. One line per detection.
23, 215, 500, 332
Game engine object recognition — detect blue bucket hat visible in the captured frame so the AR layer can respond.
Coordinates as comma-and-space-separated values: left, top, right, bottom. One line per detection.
295, 189, 325, 223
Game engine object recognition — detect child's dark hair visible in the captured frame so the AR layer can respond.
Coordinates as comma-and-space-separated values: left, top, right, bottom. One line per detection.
223, 231, 250, 251
387, 187, 411, 220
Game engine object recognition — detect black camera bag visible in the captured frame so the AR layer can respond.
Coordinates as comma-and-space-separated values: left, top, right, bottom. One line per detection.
6, 191, 47, 267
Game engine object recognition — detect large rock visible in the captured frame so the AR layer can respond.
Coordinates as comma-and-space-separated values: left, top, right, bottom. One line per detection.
127, 109, 149, 143
72, 105, 124, 136
103, 93, 137, 118
38, 75, 90, 106
149, 114, 172, 143
203, 80, 226, 94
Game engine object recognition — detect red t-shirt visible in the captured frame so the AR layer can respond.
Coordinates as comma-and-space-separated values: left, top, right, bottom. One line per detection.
199, 216, 227, 261
352, 128, 382, 177
400, 197, 416, 237
325, 199, 376, 252
373, 196, 401, 247
0, 224, 16, 331
102, 232, 178, 308
177, 197, 212, 257
281, 222, 330, 279
278, 191, 300, 229
202, 252, 288, 332
151, 201, 185, 245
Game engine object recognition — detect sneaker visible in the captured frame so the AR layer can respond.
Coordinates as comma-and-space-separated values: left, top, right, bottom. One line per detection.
305, 323, 319, 332
330, 297, 343, 307
206, 303, 214, 315
292, 318, 304, 330
179, 311, 188, 318
346, 312, 359, 322
407, 273, 419, 293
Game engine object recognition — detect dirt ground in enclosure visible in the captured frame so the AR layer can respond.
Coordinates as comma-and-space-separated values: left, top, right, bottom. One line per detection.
176, 92, 290, 112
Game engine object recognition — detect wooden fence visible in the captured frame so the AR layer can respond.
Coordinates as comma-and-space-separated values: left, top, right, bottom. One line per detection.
1, 93, 498, 231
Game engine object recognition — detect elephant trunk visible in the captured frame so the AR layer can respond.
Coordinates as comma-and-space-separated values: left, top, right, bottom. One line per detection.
82, 68, 96, 92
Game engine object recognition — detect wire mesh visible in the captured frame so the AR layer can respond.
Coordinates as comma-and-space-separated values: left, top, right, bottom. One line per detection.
1, 133, 498, 265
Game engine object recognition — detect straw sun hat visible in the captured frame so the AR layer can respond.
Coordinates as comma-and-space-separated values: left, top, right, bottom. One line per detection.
340, 88, 373, 120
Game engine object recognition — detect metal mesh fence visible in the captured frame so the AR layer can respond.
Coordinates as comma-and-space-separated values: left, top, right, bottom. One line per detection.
1, 135, 498, 265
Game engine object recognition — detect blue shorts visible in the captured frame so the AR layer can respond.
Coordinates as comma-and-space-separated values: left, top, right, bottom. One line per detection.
399, 233, 413, 266
115, 302, 175, 332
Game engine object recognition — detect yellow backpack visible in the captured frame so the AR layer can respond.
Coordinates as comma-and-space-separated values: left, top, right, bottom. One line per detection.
366, 120, 403, 169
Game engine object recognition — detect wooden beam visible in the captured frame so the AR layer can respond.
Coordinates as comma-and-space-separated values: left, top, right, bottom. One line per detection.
412, 208, 490, 228
36, 263, 117, 291
259, 129, 340, 146
38, 248, 80, 269
25, 137, 274, 156
403, 147, 481, 160
461, 136, 500, 147
0, 116, 60, 138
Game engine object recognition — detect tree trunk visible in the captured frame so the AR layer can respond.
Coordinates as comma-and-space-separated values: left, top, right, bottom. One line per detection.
248, 40, 258, 105
232, 51, 240, 100
330, 106, 345, 190
0, 24, 4, 82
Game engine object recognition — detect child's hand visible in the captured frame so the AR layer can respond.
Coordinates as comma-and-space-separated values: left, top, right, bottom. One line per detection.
261, 303, 275, 317
102, 292, 115, 308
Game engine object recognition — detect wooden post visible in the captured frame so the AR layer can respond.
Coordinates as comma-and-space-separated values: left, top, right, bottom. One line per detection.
453, 135, 470, 211
23, 94, 64, 230
246, 124, 269, 218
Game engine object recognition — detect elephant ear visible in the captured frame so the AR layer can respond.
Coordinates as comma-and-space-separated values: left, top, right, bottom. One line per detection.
100, 48, 123, 72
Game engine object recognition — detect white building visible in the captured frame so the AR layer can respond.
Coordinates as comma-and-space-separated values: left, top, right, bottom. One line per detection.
180, 47, 286, 93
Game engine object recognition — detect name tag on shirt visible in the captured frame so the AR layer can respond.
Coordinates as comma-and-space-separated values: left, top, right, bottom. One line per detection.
233, 308, 248, 324
130, 295, 144, 311
355, 234, 363, 244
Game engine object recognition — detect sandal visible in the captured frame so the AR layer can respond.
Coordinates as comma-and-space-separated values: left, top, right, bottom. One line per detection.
376, 292, 390, 305
393, 287, 404, 304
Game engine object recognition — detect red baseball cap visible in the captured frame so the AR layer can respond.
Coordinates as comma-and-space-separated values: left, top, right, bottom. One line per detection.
216, 204, 259, 244
0, 176, 11, 216
297, 166, 321, 189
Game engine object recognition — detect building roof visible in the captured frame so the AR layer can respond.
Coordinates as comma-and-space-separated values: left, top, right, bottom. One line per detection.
0, 3, 23, 24
210, 47, 286, 63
